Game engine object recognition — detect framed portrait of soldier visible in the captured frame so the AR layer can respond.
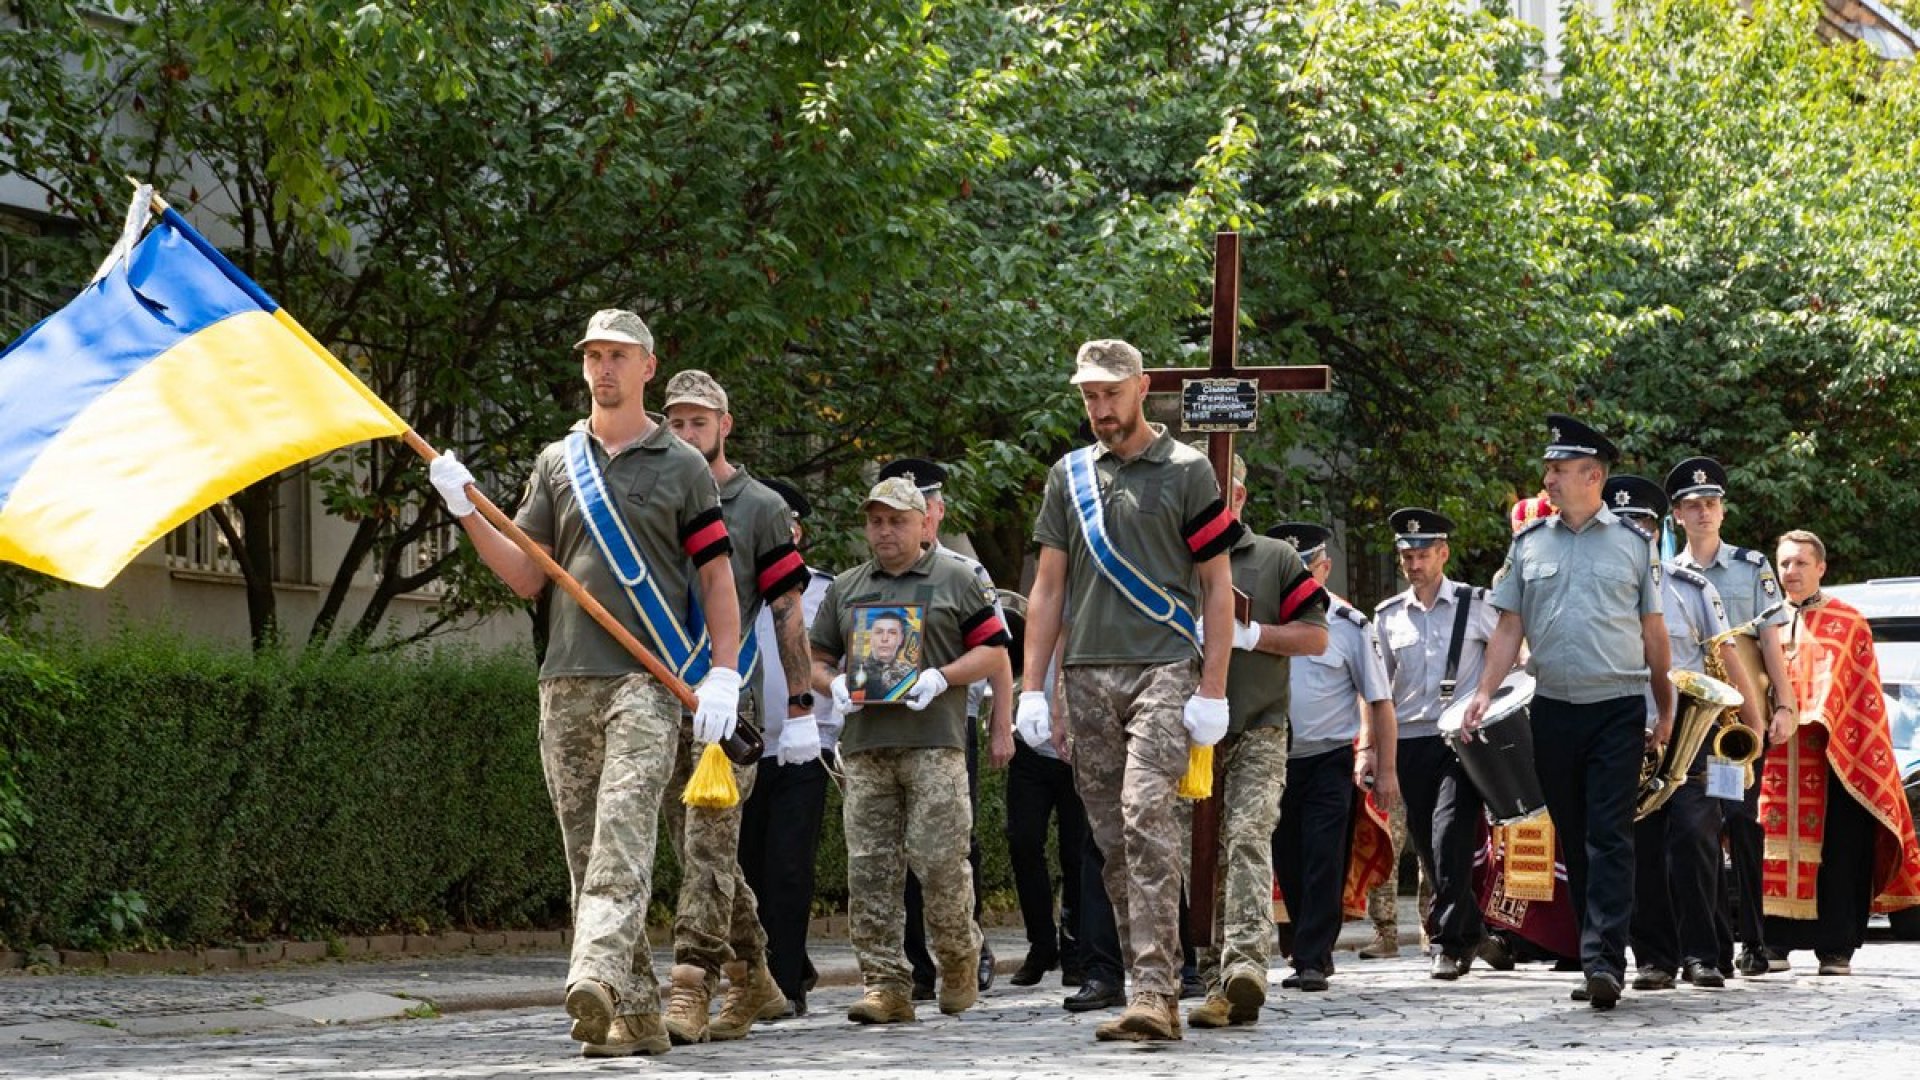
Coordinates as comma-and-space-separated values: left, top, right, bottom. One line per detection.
848, 604, 923, 704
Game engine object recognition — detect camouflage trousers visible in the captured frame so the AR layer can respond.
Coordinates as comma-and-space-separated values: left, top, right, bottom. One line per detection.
1198, 725, 1289, 991
841, 746, 981, 995
539, 673, 682, 1018
661, 697, 766, 989
1064, 660, 1197, 997
1366, 798, 1433, 934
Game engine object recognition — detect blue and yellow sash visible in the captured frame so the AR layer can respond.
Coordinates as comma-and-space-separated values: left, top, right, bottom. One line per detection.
1064, 445, 1199, 652
563, 431, 758, 683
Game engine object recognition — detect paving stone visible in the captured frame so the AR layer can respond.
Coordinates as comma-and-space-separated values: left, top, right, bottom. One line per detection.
265, 992, 419, 1025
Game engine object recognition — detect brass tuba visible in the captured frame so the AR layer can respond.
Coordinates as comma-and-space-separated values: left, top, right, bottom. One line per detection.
1636, 669, 1744, 820
1704, 603, 1785, 790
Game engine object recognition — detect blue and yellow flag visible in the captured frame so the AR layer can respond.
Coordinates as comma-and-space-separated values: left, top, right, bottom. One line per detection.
0, 203, 407, 587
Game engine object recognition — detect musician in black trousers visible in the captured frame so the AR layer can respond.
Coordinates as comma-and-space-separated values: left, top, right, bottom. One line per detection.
1464, 417, 1674, 1011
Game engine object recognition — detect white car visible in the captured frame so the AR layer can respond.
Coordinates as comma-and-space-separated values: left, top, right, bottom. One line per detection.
1821, 578, 1920, 939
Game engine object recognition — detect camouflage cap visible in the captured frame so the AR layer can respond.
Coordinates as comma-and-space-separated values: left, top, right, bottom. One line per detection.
574, 308, 654, 353
663, 369, 729, 413
862, 476, 927, 514
1069, 339, 1144, 385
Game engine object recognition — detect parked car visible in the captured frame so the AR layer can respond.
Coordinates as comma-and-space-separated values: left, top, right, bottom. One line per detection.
1821, 578, 1920, 939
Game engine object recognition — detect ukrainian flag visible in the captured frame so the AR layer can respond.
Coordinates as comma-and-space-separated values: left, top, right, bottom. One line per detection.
0, 206, 407, 588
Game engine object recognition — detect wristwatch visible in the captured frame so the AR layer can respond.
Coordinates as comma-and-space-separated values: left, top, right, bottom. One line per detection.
788, 692, 815, 709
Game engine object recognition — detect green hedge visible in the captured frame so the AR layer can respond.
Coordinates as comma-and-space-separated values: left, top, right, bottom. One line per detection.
0, 633, 1023, 949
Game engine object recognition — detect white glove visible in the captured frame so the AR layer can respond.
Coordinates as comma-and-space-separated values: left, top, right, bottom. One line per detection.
902, 668, 949, 711
1016, 690, 1052, 748
428, 452, 476, 518
692, 667, 741, 744
829, 673, 861, 716
1183, 694, 1230, 747
778, 714, 821, 766
1232, 621, 1263, 651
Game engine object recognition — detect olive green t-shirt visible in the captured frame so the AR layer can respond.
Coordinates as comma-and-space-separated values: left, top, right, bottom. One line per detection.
1033, 426, 1243, 665
1225, 532, 1330, 736
514, 417, 726, 680
811, 549, 1011, 755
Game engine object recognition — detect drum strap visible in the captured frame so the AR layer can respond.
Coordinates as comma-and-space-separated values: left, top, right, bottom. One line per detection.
1440, 583, 1474, 702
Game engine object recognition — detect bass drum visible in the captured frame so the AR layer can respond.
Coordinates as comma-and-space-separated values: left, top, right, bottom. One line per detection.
994, 588, 1029, 679
1438, 671, 1546, 825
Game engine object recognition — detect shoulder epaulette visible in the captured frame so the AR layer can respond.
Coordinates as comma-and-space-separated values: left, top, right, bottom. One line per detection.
1333, 603, 1369, 628
1734, 546, 1767, 567
1621, 517, 1654, 541
1375, 593, 1409, 614
1669, 564, 1709, 589
1513, 516, 1553, 541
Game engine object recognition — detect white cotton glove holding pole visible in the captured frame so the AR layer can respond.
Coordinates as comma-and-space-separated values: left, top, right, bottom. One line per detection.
1016, 690, 1051, 748
778, 714, 821, 766
429, 452, 477, 518
1182, 694, 1230, 747
1232, 621, 1263, 651
902, 668, 948, 711
830, 673, 861, 715
692, 667, 742, 743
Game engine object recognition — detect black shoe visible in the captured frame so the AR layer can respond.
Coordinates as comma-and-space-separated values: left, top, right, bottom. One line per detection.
1011, 949, 1059, 987
1765, 947, 1792, 973
1630, 968, 1674, 991
1683, 960, 1725, 988
1569, 982, 1590, 1002
910, 982, 935, 1002
1430, 953, 1471, 980
1476, 935, 1516, 972
1586, 971, 1622, 1010
978, 948, 996, 992
1063, 978, 1124, 1012
1552, 956, 1583, 972
1816, 954, 1852, 976
1060, 961, 1085, 988
1735, 948, 1769, 977
1281, 969, 1329, 992
1180, 970, 1206, 1000
801, 959, 819, 994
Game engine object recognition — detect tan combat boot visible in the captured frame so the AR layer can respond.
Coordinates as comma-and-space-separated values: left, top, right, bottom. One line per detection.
1357, 925, 1400, 959
581, 1013, 672, 1058
710, 960, 784, 1040
1222, 966, 1266, 1023
564, 978, 617, 1045
937, 953, 979, 1015
1096, 990, 1181, 1042
1186, 994, 1234, 1029
662, 964, 711, 1045
846, 987, 917, 1024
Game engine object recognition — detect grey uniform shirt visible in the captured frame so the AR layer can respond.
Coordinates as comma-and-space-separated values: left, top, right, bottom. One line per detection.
1377, 576, 1501, 739
1489, 507, 1663, 704
1647, 563, 1731, 727
1287, 600, 1392, 758
758, 567, 840, 757
1672, 542, 1788, 636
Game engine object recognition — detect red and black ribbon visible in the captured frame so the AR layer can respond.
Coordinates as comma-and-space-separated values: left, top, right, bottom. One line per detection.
679, 507, 732, 567
1182, 499, 1244, 563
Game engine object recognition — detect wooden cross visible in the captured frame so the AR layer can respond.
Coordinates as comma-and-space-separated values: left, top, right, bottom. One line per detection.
1144, 231, 1329, 944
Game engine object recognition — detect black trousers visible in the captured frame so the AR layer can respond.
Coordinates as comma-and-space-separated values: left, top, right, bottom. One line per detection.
1004, 741, 1086, 961
1398, 735, 1487, 956
907, 721, 986, 984
1764, 766, 1878, 961
738, 755, 829, 1001
1531, 695, 1644, 980
1273, 745, 1355, 975
1629, 757, 1724, 973
1078, 834, 1198, 987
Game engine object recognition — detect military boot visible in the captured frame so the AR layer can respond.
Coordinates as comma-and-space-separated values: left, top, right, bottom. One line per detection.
1357, 926, 1399, 959
1186, 994, 1234, 1029
662, 964, 711, 1045
846, 987, 917, 1024
581, 1013, 671, 1058
1096, 991, 1181, 1042
938, 953, 980, 1015
710, 960, 784, 1040
1222, 965, 1266, 1022
564, 978, 618, 1045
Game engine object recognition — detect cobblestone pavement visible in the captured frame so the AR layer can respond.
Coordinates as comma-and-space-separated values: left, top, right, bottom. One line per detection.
3, 940, 1918, 1080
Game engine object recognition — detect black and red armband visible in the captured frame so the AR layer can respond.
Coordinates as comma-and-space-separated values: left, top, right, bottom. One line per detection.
961, 605, 1013, 650
1276, 568, 1329, 623
680, 507, 733, 567
1182, 499, 1244, 562
755, 541, 809, 602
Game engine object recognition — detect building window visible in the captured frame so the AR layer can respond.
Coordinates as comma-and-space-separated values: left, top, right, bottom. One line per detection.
164, 468, 312, 584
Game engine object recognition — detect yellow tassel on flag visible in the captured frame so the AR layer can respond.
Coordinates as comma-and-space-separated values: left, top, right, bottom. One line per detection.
681, 743, 740, 808
1177, 744, 1214, 800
